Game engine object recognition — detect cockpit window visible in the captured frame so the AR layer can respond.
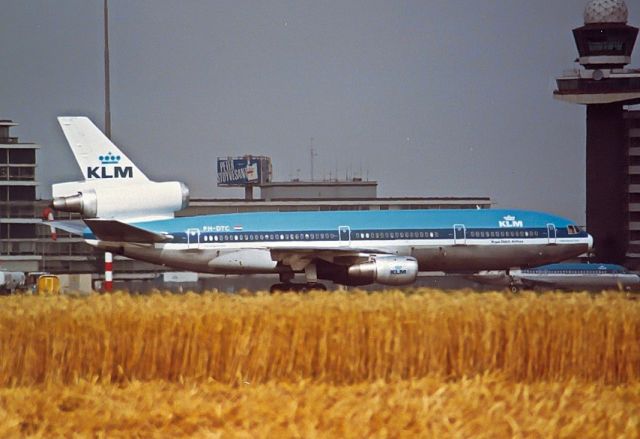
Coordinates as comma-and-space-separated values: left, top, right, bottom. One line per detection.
567, 225, 581, 235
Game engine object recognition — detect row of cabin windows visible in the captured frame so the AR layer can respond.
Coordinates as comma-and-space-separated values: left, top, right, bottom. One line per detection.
193, 225, 580, 243
194, 228, 577, 242
200, 232, 339, 242
353, 231, 441, 239
524, 269, 612, 275
198, 231, 446, 242
468, 230, 541, 238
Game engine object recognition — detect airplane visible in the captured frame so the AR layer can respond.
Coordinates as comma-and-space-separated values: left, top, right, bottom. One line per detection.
49, 117, 593, 292
470, 263, 640, 292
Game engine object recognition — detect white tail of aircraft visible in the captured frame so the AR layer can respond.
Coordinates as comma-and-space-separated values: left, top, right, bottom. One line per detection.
52, 117, 189, 222
57, 117, 148, 182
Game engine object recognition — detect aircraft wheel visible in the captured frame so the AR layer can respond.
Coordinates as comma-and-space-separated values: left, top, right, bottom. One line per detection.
269, 283, 327, 293
509, 284, 520, 293
269, 283, 291, 294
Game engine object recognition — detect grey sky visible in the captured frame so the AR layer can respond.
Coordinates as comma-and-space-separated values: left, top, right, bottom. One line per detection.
2, 1, 639, 222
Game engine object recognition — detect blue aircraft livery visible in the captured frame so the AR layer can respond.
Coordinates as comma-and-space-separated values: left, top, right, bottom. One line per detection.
472, 262, 639, 292
70, 208, 593, 291
50, 117, 593, 292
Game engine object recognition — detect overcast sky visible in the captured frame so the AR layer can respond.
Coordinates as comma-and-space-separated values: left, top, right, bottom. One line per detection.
2, 1, 639, 222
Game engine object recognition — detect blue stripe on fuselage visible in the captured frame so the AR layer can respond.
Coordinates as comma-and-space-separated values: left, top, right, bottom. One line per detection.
81, 209, 584, 241
525, 263, 628, 274
138, 209, 575, 232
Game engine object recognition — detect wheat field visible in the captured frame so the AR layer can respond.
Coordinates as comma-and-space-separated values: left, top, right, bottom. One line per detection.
0, 290, 639, 436
1, 375, 638, 437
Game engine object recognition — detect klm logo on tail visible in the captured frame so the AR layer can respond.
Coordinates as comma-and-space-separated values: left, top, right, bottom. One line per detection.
86, 152, 133, 179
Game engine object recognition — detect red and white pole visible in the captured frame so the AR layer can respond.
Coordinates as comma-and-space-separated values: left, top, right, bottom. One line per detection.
104, 251, 113, 292
42, 207, 57, 240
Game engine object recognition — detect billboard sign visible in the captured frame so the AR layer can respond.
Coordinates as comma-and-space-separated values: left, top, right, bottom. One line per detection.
217, 156, 272, 186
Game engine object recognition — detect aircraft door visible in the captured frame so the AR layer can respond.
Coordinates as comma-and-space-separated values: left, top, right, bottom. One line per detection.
453, 224, 466, 245
547, 224, 557, 244
187, 228, 200, 249
339, 225, 351, 244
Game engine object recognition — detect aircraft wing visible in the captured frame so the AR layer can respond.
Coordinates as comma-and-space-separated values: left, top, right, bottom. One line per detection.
515, 277, 556, 288
84, 219, 173, 243
270, 247, 394, 271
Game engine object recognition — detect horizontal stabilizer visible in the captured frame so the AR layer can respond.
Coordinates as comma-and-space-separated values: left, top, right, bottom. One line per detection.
84, 219, 172, 243
44, 220, 87, 236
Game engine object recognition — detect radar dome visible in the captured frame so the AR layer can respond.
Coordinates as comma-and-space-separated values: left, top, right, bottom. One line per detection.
584, 0, 628, 24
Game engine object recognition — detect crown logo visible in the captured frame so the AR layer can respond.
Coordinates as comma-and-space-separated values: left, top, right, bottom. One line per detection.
503, 215, 516, 221
99, 152, 121, 165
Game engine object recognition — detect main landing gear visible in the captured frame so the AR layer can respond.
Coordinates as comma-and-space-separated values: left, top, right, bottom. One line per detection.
270, 263, 327, 293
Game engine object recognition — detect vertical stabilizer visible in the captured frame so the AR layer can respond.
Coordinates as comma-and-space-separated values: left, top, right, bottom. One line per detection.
57, 117, 148, 182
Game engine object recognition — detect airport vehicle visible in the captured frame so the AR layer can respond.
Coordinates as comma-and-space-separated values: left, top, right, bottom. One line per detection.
471, 263, 640, 292
36, 274, 61, 295
0, 271, 25, 294
50, 117, 593, 291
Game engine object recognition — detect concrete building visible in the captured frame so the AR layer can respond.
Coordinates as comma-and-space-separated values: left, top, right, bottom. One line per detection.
0, 120, 41, 272
259, 179, 377, 201
554, 0, 640, 265
184, 196, 490, 216
626, 111, 640, 259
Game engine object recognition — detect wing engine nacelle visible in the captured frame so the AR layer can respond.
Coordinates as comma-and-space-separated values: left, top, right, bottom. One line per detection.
347, 256, 418, 286
52, 181, 189, 220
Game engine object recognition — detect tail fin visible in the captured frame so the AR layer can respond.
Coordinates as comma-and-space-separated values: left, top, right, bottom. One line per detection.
57, 117, 148, 182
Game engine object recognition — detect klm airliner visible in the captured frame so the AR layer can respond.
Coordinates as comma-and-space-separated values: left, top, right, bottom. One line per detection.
472, 263, 640, 292
50, 118, 593, 291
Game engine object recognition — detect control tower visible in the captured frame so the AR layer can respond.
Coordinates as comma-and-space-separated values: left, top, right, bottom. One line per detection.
554, 0, 640, 264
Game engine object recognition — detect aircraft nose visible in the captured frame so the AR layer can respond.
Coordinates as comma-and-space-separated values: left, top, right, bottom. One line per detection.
587, 234, 594, 250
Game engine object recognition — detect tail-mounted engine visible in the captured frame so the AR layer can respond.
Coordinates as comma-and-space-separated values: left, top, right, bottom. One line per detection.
52, 181, 189, 220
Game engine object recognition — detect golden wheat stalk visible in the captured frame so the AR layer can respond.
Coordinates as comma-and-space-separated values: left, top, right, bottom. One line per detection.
0, 375, 638, 437
0, 290, 638, 385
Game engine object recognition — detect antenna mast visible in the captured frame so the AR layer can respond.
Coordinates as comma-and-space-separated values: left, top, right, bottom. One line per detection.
309, 137, 317, 181
104, 0, 111, 138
